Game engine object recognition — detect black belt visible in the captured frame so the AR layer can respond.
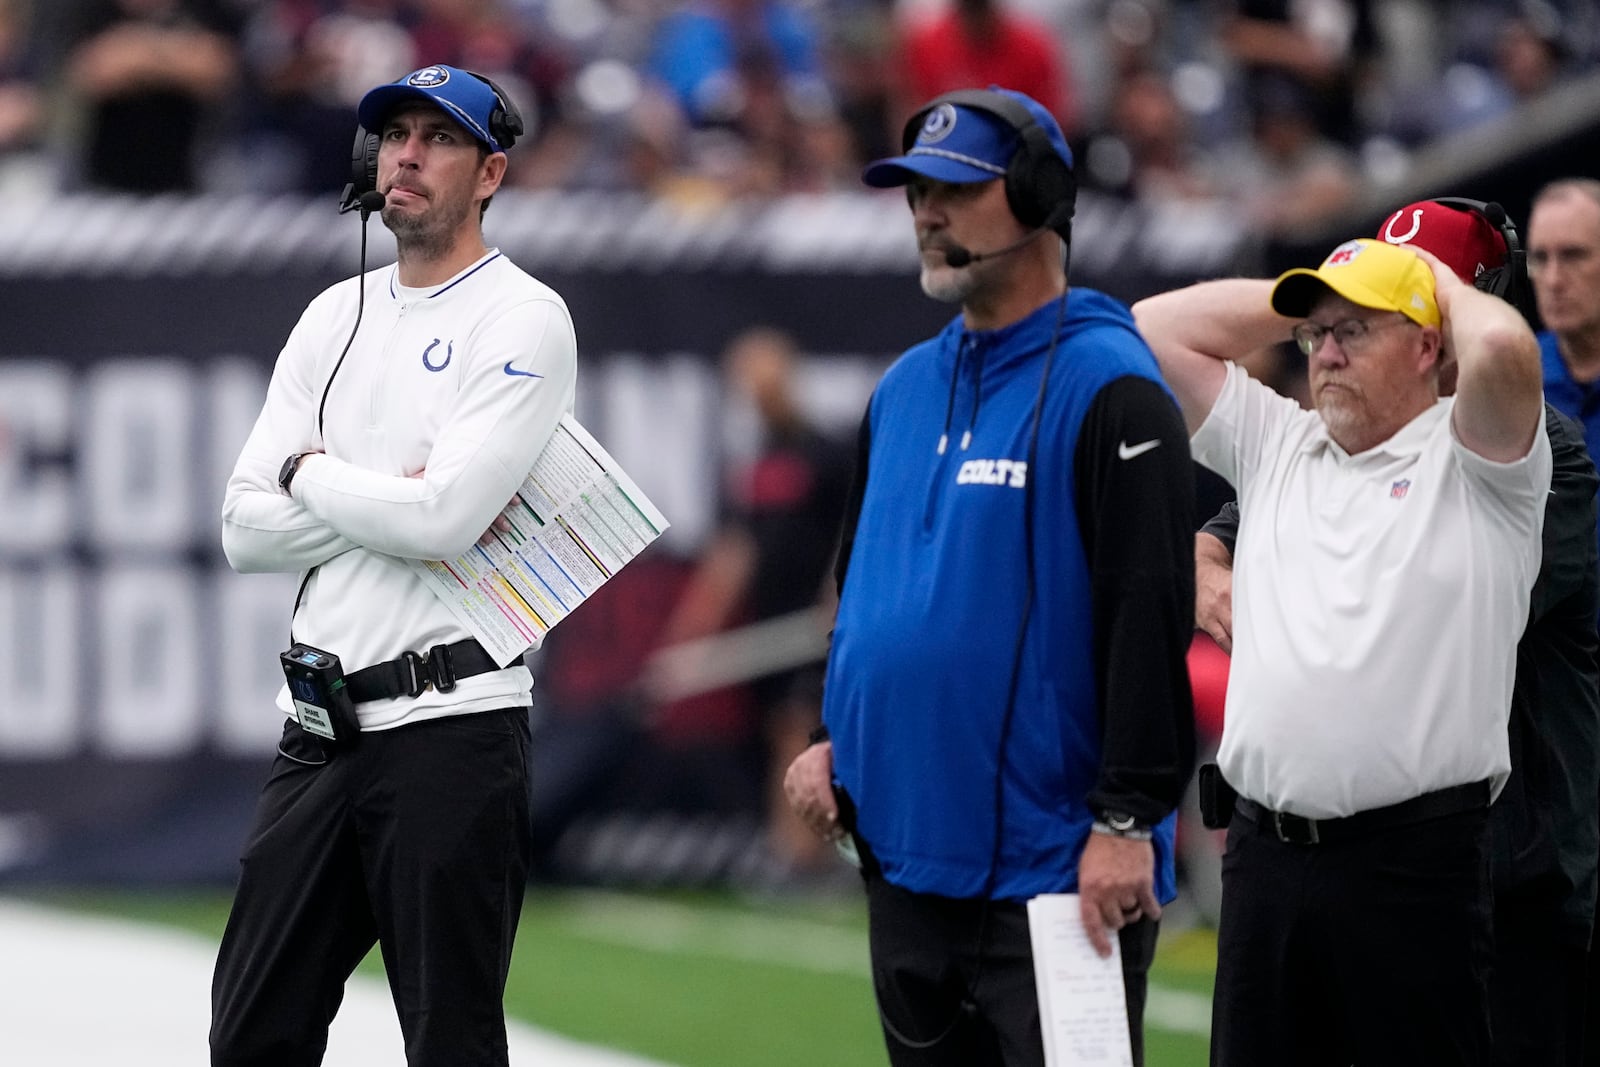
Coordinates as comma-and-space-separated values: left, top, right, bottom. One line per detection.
344, 639, 503, 703
1234, 780, 1489, 846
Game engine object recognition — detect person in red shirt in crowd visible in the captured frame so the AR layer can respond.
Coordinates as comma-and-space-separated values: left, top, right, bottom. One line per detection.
895, 0, 1075, 136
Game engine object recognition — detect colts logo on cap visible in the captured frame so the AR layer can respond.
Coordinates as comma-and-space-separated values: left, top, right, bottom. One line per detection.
1383, 209, 1423, 245
407, 66, 451, 88
918, 104, 958, 145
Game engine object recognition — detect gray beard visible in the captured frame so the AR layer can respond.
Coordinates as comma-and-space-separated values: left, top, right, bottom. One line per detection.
920, 265, 977, 304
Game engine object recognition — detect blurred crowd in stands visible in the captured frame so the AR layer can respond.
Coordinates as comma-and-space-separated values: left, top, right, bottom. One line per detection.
6, 0, 1596, 893
0, 0, 1594, 239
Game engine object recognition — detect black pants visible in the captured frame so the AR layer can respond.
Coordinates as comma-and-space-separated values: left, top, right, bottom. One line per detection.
1491, 890, 1588, 1067
865, 873, 1159, 1067
1588, 894, 1600, 1067
1212, 805, 1492, 1067
210, 709, 534, 1067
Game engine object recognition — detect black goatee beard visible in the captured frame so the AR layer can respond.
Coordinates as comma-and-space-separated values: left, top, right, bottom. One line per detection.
385, 197, 473, 264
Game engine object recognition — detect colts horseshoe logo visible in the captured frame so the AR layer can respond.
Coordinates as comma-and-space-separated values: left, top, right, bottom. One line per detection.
1382, 209, 1423, 246
422, 338, 453, 372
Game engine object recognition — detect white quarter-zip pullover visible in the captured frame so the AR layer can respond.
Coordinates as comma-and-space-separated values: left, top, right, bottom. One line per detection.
223, 250, 578, 729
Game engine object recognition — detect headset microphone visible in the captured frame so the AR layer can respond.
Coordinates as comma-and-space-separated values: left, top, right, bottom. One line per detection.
319, 188, 385, 435
943, 224, 1052, 268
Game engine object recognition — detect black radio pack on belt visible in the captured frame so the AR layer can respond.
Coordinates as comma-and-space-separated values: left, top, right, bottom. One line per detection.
281, 643, 361, 745
1197, 762, 1238, 830
280, 637, 505, 745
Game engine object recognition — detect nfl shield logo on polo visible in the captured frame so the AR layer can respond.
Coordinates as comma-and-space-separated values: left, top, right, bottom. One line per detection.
1390, 479, 1411, 499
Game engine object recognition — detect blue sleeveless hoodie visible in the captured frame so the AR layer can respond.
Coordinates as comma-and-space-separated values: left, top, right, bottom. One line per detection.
824, 288, 1179, 903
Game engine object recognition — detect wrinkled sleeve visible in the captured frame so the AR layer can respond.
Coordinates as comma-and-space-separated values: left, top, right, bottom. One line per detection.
220, 296, 360, 574
292, 298, 578, 560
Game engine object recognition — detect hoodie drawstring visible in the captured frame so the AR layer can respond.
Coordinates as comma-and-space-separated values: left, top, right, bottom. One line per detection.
937, 338, 966, 455
963, 359, 983, 452
938, 335, 988, 453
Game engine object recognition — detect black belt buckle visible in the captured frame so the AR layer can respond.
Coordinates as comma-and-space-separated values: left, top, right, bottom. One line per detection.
1272, 810, 1321, 845
400, 650, 429, 698
398, 643, 464, 700
400, 645, 459, 697
428, 643, 457, 693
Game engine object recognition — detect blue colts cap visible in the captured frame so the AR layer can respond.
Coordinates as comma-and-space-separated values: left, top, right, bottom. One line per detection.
358, 64, 507, 153
861, 87, 1072, 188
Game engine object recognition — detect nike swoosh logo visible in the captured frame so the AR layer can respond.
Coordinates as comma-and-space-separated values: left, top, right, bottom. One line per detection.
503, 362, 544, 379
1118, 439, 1161, 460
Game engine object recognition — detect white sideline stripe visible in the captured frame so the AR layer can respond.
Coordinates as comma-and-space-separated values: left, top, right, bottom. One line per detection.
559, 892, 872, 976
557, 892, 1212, 1037
0, 897, 676, 1067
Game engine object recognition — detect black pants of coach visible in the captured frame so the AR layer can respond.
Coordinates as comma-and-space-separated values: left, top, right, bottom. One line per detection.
210, 708, 534, 1067
1211, 805, 1492, 1066
864, 872, 1159, 1067
1490, 887, 1589, 1067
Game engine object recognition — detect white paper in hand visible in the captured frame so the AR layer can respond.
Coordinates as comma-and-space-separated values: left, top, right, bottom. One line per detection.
1026, 893, 1134, 1066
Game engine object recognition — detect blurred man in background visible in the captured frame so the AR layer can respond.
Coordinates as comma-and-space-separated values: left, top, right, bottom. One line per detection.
1532, 179, 1600, 517
655, 326, 853, 884
894, 0, 1076, 137
1527, 176, 1600, 1067
62, 0, 241, 192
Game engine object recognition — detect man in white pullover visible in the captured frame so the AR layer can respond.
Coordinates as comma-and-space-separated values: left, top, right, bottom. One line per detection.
210, 64, 577, 1067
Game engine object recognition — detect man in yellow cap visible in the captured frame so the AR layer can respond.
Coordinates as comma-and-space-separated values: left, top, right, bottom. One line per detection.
1133, 237, 1550, 1065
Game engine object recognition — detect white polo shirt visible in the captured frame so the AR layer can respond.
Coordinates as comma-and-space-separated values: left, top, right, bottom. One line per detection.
1193, 362, 1551, 818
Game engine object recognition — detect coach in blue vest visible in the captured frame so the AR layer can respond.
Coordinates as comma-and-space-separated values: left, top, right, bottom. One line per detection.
783, 87, 1196, 1067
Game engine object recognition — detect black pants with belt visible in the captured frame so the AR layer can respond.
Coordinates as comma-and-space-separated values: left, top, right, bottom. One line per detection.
1211, 802, 1493, 1067
864, 872, 1160, 1067
210, 708, 534, 1067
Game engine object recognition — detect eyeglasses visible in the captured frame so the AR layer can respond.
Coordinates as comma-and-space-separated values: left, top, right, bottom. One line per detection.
1291, 314, 1415, 357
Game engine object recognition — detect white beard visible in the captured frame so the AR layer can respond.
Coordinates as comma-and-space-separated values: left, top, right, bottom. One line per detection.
920, 263, 978, 304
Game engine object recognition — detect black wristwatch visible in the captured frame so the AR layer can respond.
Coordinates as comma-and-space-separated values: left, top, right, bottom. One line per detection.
279, 452, 311, 494
1092, 809, 1154, 842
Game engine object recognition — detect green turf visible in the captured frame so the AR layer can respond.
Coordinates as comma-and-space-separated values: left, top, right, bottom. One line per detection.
38, 886, 1213, 1066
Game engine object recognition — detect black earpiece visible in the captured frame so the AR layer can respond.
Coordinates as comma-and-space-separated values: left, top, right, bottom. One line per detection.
338, 70, 525, 215
338, 124, 384, 214
471, 71, 525, 153
901, 89, 1077, 238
